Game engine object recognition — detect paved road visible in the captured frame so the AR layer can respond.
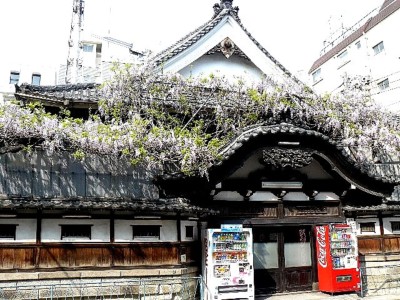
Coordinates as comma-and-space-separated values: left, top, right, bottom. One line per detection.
256, 291, 400, 300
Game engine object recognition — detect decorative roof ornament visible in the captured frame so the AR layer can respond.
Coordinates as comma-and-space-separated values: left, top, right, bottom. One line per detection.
221, 0, 233, 9
220, 37, 235, 58
213, 0, 239, 17
261, 148, 314, 169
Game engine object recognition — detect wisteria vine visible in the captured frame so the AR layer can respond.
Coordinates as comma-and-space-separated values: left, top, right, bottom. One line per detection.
0, 61, 399, 175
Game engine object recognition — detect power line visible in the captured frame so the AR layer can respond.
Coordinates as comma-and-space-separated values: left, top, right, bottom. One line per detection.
372, 70, 400, 83
371, 84, 400, 96
385, 99, 400, 108
373, 78, 400, 89
320, 5, 379, 55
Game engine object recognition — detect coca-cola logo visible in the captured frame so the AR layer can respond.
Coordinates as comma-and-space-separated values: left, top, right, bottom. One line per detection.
316, 226, 327, 268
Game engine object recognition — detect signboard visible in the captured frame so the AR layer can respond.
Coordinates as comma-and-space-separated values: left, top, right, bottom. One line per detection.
221, 224, 243, 232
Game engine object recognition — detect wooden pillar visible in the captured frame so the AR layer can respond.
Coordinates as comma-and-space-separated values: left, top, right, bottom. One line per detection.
310, 225, 318, 290
378, 211, 384, 253
35, 209, 42, 268
110, 210, 115, 267
177, 213, 185, 264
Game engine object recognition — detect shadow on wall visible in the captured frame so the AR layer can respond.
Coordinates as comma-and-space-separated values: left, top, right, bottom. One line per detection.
0, 150, 159, 199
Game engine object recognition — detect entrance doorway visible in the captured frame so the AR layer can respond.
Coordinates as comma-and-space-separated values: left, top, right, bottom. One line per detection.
253, 226, 314, 294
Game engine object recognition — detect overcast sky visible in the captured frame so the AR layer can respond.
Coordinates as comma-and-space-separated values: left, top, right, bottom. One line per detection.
0, 0, 383, 77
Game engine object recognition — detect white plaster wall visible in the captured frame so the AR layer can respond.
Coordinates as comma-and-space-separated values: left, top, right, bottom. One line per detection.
103, 43, 132, 63
0, 219, 36, 243
213, 191, 243, 201
355, 218, 380, 236
282, 192, 309, 201
163, 16, 298, 87
309, 9, 400, 111
314, 192, 339, 201
310, 40, 371, 95
364, 14, 400, 111
180, 220, 198, 241
114, 219, 177, 242
179, 54, 263, 84
82, 43, 98, 68
41, 219, 110, 242
382, 217, 400, 235
249, 191, 278, 201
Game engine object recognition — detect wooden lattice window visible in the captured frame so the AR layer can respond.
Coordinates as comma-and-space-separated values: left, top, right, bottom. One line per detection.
391, 221, 400, 232
185, 226, 194, 239
131, 225, 161, 240
0, 224, 17, 239
60, 224, 92, 240
359, 222, 376, 234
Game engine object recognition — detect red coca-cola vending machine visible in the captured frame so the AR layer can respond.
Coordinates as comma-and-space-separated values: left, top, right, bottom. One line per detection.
315, 223, 360, 293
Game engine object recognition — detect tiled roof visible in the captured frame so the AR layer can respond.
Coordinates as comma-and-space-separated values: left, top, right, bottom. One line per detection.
309, 0, 400, 73
214, 123, 400, 186
380, 0, 396, 11
0, 195, 216, 214
388, 185, 400, 201
343, 202, 400, 211
151, 8, 235, 65
162, 123, 400, 192
152, 1, 304, 87
15, 83, 100, 108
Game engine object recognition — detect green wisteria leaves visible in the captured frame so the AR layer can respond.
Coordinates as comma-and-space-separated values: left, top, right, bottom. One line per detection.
1, 61, 399, 176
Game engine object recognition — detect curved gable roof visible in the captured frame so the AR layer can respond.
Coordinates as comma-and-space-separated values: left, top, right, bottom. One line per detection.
210, 123, 397, 197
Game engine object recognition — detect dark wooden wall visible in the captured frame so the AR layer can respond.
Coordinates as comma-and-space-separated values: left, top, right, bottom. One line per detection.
0, 242, 197, 271
358, 236, 400, 254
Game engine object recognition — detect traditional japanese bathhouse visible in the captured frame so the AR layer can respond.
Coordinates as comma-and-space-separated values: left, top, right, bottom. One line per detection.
161, 122, 400, 293
7, 0, 400, 296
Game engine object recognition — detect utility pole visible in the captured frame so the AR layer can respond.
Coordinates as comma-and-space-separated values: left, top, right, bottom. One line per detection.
65, 0, 85, 84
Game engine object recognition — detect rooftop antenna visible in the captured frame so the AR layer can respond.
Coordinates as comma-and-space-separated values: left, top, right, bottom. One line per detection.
65, 0, 85, 84
108, 0, 112, 36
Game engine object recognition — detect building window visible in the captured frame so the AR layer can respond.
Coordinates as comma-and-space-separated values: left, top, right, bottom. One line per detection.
83, 44, 94, 52
31, 73, 41, 86
132, 225, 161, 240
378, 78, 390, 91
0, 224, 17, 239
60, 224, 92, 240
312, 68, 322, 83
359, 222, 376, 234
337, 50, 350, 68
355, 41, 361, 49
337, 49, 348, 60
185, 226, 194, 239
391, 222, 400, 232
9, 71, 20, 84
373, 41, 384, 55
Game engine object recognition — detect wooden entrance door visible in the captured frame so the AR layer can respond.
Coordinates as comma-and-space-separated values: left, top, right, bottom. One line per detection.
253, 226, 313, 294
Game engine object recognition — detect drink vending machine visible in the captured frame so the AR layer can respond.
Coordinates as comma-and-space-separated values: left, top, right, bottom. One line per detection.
203, 225, 254, 300
315, 223, 360, 293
